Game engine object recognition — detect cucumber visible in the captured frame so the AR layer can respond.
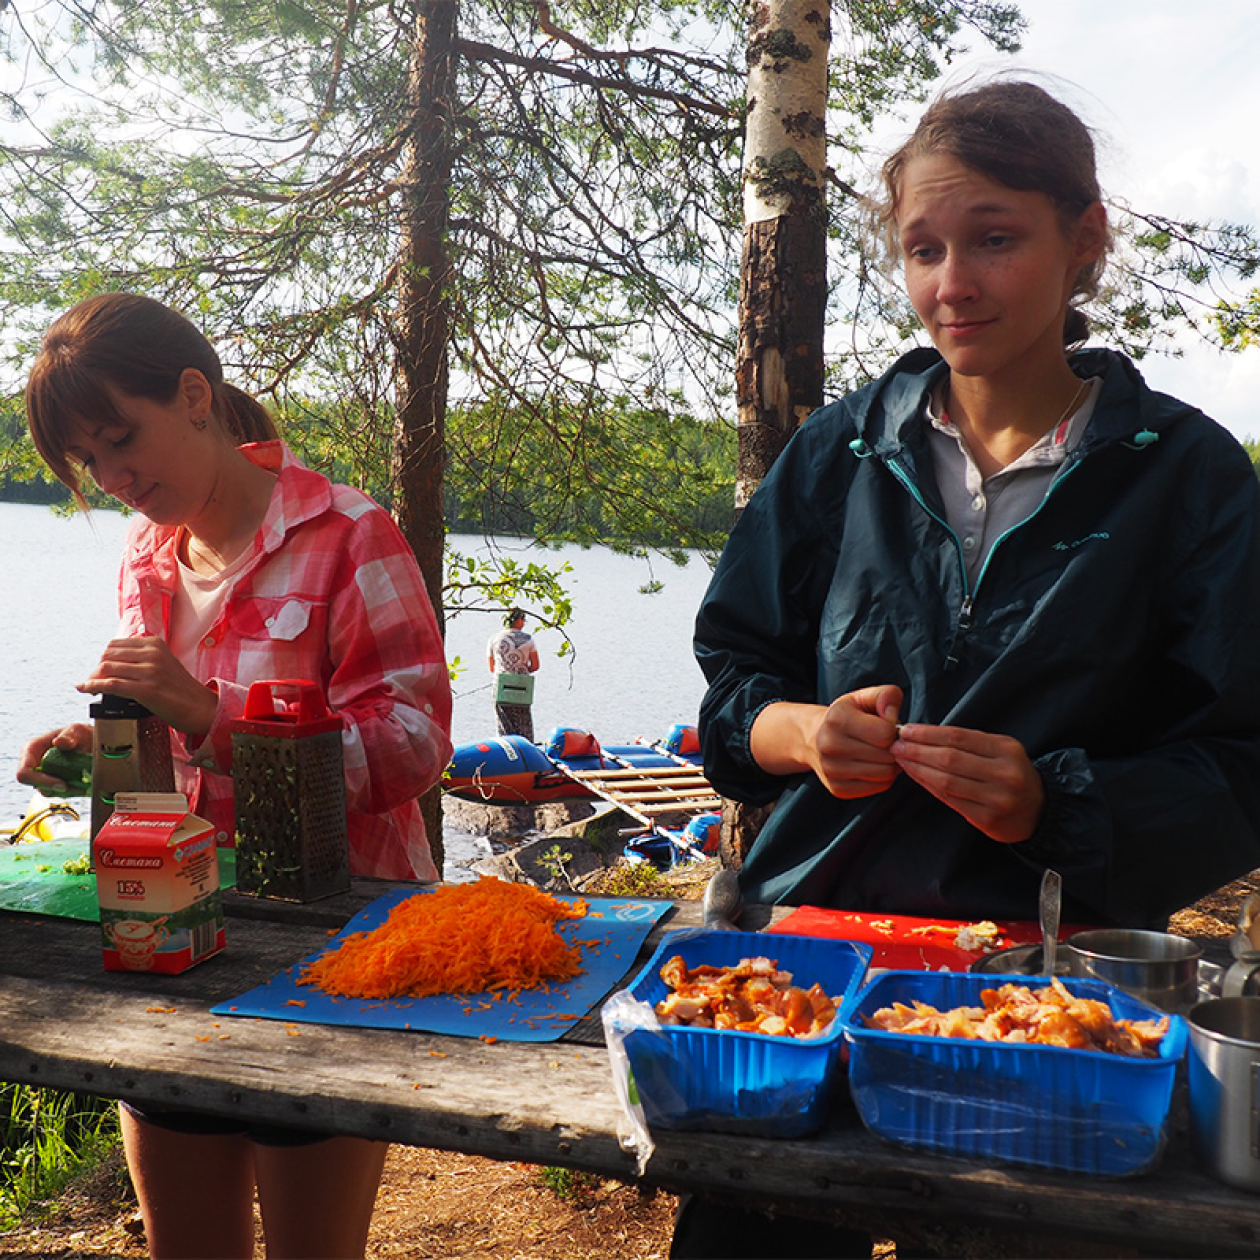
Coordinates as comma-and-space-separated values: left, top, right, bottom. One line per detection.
37, 747, 93, 797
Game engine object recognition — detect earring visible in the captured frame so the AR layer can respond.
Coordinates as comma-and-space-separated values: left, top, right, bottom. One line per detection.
192, 415, 208, 431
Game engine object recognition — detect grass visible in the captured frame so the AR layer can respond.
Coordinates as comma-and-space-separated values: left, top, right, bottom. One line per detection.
593, 860, 672, 899
590, 854, 719, 902
0, 1084, 121, 1228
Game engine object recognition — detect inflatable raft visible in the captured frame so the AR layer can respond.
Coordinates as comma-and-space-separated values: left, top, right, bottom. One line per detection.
622, 810, 722, 869
444, 723, 722, 870
443, 722, 704, 806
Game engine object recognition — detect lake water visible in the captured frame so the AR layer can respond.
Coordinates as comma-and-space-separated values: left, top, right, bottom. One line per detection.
0, 501, 715, 874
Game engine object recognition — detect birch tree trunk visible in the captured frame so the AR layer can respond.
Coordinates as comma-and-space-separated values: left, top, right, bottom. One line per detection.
735, 0, 829, 511
393, 0, 457, 870
723, 0, 829, 869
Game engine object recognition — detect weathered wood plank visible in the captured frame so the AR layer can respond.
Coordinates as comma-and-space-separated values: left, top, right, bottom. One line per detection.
569, 767, 710, 781
4, 893, 1260, 1256
590, 787, 714, 802
635, 799, 724, 815
0, 970, 635, 1170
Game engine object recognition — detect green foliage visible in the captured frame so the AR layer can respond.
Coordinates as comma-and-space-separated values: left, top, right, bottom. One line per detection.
443, 549, 576, 650
0, 0, 1029, 569
1217, 291, 1260, 351
269, 388, 736, 558
1094, 211, 1260, 359
537, 1164, 600, 1204
0, 1086, 119, 1228
0, 397, 67, 506
444, 394, 737, 561
597, 860, 671, 898
4, 0, 1249, 572
537, 844, 576, 889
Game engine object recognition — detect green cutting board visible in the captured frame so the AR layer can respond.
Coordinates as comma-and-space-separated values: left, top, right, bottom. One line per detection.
0, 839, 236, 922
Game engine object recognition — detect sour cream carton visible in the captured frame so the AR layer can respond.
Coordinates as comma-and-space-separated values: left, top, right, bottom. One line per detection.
93, 792, 225, 973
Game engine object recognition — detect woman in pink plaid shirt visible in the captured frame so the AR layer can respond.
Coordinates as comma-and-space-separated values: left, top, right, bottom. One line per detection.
19, 292, 453, 1259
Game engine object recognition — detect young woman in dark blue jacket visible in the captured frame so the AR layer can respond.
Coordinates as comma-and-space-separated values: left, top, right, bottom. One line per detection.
696, 79, 1260, 936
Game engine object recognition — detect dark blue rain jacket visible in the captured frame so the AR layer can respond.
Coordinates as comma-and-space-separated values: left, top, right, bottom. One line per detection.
695, 347, 1260, 927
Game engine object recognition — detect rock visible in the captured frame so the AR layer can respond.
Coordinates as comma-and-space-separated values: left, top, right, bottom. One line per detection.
470, 803, 641, 892
443, 794, 597, 839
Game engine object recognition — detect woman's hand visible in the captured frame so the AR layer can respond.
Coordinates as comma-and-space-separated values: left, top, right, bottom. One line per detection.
751, 686, 903, 799
76, 637, 218, 737
16, 723, 93, 791
891, 723, 1044, 843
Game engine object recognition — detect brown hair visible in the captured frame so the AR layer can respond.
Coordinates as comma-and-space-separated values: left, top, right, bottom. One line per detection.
881, 79, 1110, 345
25, 292, 279, 496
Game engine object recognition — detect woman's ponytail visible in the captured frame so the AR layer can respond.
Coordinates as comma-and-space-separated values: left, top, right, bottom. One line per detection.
220, 382, 279, 444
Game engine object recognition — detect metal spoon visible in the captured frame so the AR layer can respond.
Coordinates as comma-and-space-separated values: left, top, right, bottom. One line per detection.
1040, 868, 1062, 977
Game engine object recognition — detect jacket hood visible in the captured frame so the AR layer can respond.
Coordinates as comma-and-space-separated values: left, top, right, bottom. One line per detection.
852, 346, 1204, 459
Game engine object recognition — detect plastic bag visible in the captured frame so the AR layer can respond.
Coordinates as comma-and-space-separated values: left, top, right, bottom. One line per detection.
600, 987, 661, 1176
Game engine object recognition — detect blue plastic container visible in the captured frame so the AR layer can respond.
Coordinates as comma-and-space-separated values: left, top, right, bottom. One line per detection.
616, 929, 872, 1136
843, 971, 1188, 1175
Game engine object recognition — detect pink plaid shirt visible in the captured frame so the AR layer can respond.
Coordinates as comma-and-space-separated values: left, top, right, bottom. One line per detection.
117, 441, 453, 881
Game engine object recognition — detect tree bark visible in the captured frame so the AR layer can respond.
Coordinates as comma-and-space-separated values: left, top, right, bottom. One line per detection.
393, 0, 457, 872
725, 0, 829, 867
735, 0, 829, 512
736, 213, 827, 507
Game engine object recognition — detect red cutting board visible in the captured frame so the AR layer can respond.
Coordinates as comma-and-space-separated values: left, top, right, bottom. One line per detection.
769, 906, 1086, 972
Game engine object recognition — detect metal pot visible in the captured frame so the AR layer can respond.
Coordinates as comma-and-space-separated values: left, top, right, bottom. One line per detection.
969, 943, 1071, 977
1188, 998, 1260, 1193
1064, 929, 1201, 1013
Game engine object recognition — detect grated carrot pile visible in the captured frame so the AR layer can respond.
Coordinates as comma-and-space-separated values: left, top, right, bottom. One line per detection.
297, 877, 588, 1000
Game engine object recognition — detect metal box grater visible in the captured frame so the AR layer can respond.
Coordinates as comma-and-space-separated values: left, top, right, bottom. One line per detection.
89, 695, 176, 840
230, 680, 350, 902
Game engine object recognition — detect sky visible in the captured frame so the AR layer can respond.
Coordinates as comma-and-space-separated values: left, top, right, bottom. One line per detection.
903, 0, 1260, 442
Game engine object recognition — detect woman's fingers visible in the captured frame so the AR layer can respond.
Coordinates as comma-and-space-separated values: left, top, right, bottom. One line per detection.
892, 724, 1044, 843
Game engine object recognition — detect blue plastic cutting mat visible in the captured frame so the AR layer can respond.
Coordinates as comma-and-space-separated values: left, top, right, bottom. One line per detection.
211, 886, 672, 1042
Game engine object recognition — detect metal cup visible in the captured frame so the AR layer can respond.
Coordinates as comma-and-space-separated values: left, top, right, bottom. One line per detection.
1064, 929, 1201, 1013
1188, 998, 1260, 1193
1222, 893, 1260, 996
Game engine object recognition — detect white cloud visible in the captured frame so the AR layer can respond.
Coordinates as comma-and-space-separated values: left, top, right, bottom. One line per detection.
1150, 149, 1255, 227
944, 0, 1260, 226
1140, 346, 1260, 445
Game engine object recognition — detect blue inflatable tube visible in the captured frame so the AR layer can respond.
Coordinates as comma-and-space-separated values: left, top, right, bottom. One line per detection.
443, 724, 703, 805
443, 735, 586, 805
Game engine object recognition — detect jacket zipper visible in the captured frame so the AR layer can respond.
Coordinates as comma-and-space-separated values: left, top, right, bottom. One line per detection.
885, 453, 1083, 668
972, 458, 1082, 589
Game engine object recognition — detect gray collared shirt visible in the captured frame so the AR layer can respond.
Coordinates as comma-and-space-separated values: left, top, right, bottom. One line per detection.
926, 378, 1101, 586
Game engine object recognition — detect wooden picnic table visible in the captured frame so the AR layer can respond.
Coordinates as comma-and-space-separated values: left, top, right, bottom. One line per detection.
2, 881, 1259, 1258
